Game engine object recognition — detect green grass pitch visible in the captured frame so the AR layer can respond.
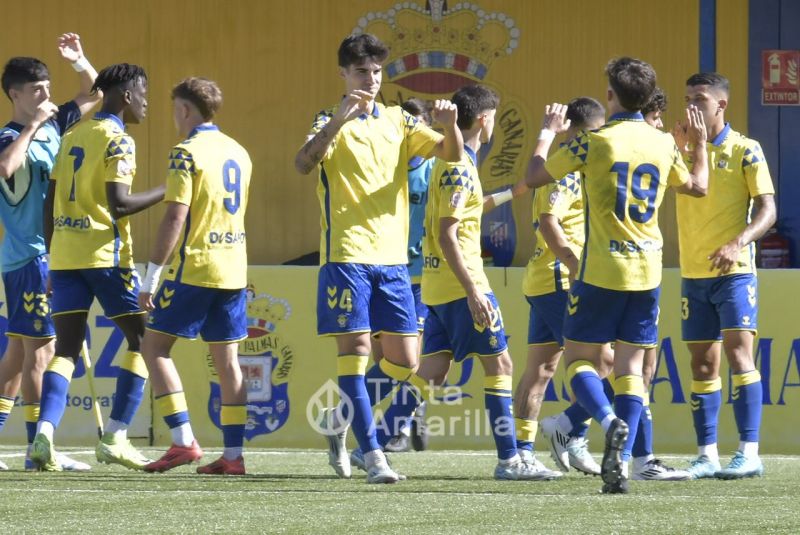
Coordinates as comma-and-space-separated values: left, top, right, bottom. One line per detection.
1, 447, 798, 534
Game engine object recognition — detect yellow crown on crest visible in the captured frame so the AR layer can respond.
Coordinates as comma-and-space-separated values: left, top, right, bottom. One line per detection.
353, 1, 519, 83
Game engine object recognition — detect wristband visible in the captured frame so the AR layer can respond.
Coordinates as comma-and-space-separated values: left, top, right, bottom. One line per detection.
489, 188, 514, 206
71, 56, 91, 73
538, 129, 556, 142
141, 262, 163, 294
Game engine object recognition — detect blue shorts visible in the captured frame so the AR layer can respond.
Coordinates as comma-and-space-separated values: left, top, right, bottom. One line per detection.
422, 293, 508, 362
526, 290, 567, 346
681, 274, 758, 342
1, 255, 55, 338
147, 280, 247, 342
50, 267, 141, 319
317, 263, 417, 336
563, 280, 660, 347
411, 283, 428, 331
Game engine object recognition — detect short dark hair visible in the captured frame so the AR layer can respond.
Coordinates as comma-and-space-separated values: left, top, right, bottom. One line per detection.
452, 85, 500, 130
566, 97, 605, 128
338, 34, 390, 68
91, 63, 147, 95
686, 72, 730, 97
605, 57, 657, 112
2, 57, 49, 99
172, 77, 223, 121
641, 87, 668, 115
401, 98, 431, 125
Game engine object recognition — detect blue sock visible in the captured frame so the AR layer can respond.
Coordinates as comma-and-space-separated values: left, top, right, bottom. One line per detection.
220, 405, 246, 455
602, 377, 616, 403
691, 378, 722, 446
732, 371, 762, 443
567, 361, 614, 424
24, 403, 40, 443
376, 383, 421, 448
109, 352, 147, 425
515, 417, 537, 452
338, 355, 380, 452
485, 375, 516, 460
39, 357, 75, 428
613, 375, 644, 461
0, 395, 13, 431
365, 358, 413, 407
632, 403, 653, 458
563, 402, 591, 438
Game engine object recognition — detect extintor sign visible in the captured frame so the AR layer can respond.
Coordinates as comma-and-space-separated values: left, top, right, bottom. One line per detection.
762, 50, 800, 105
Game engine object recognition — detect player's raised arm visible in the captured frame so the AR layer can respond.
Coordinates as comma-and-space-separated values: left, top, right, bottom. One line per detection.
429, 99, 463, 162
294, 90, 372, 175
57, 33, 101, 115
519, 103, 571, 191
672, 105, 708, 197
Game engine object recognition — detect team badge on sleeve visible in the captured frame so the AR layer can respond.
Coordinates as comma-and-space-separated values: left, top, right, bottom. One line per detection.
449, 189, 465, 208
117, 158, 133, 176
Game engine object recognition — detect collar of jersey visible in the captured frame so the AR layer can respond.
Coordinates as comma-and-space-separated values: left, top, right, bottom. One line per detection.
463, 144, 478, 166
710, 122, 731, 147
188, 124, 219, 138
4, 121, 24, 133
94, 112, 124, 129
608, 111, 644, 122
350, 100, 380, 121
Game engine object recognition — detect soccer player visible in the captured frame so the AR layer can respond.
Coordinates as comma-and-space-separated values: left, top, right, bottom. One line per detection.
626, 87, 692, 481
511, 97, 608, 476
0, 34, 100, 471
139, 78, 251, 475
371, 84, 559, 480
676, 73, 775, 480
524, 57, 708, 493
383, 97, 434, 454
31, 64, 164, 471
294, 33, 462, 483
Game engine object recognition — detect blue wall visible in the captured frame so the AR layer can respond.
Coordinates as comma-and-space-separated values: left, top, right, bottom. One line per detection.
749, 0, 800, 266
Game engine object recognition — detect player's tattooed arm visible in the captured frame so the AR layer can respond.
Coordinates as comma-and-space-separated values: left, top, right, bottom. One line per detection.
521, 103, 569, 190
539, 213, 580, 283
295, 91, 373, 174
708, 193, 776, 274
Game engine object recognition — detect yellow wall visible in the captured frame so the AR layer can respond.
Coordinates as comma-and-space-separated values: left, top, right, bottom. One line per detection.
0, 0, 749, 266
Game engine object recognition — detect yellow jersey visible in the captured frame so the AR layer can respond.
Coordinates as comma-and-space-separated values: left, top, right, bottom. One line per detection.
545, 112, 690, 291
421, 146, 491, 306
50, 113, 136, 270
522, 172, 584, 297
162, 125, 252, 290
676, 124, 775, 278
309, 102, 442, 265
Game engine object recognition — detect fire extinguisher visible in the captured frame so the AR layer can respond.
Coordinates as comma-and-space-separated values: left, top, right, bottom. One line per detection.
757, 227, 791, 268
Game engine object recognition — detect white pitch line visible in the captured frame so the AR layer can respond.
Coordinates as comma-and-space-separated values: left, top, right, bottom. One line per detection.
0, 487, 781, 500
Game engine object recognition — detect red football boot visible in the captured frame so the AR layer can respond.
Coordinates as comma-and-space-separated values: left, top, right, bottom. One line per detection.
196, 455, 246, 475
144, 441, 203, 473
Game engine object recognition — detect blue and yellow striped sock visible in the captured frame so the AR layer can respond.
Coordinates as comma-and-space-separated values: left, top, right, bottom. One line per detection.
732, 370, 762, 443
567, 360, 614, 424
39, 356, 75, 428
338, 354, 380, 453
485, 375, 516, 461
691, 378, 722, 446
0, 395, 13, 431
24, 403, 40, 444
563, 403, 591, 438
221, 404, 246, 460
376, 382, 422, 448
613, 374, 644, 461
156, 391, 190, 428
515, 417, 537, 452
365, 358, 413, 407
110, 351, 149, 426
632, 397, 653, 458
